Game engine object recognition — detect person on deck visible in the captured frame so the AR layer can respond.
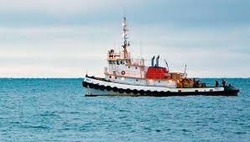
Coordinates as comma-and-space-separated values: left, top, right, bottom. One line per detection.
215, 80, 219, 87
222, 79, 226, 87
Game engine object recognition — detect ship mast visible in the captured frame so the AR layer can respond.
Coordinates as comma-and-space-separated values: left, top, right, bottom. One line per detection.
122, 17, 130, 59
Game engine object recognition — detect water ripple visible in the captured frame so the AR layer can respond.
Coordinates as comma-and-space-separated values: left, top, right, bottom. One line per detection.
0, 78, 249, 142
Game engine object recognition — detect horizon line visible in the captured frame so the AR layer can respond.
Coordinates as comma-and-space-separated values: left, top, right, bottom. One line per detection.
0, 77, 249, 79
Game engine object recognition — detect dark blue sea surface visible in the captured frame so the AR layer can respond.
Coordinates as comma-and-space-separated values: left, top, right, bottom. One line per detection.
0, 78, 249, 141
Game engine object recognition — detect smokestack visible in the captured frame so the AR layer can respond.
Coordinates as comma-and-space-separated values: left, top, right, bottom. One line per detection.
151, 56, 155, 67
156, 55, 160, 67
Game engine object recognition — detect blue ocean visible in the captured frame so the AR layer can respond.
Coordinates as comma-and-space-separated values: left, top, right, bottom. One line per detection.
0, 78, 249, 141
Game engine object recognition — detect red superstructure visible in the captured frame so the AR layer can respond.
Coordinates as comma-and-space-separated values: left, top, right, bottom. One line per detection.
146, 67, 169, 79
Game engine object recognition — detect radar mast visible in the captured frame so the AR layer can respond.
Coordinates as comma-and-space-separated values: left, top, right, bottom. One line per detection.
122, 17, 130, 59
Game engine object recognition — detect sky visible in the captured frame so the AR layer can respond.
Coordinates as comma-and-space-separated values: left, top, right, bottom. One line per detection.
0, 0, 249, 78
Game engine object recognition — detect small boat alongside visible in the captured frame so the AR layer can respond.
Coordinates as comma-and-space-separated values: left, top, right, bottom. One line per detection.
82, 17, 239, 97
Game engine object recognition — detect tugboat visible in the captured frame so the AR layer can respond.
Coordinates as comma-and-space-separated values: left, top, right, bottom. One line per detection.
82, 17, 239, 97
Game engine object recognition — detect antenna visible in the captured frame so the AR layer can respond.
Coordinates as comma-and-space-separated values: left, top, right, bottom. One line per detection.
184, 64, 187, 78
184, 64, 187, 73
122, 7, 127, 19
164, 59, 169, 71
122, 17, 129, 46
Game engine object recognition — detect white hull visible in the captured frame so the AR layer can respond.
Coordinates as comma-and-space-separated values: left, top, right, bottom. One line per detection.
82, 76, 232, 97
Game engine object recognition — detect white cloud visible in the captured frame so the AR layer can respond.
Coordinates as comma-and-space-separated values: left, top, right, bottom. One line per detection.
0, 16, 249, 77
0, 0, 144, 16
130, 24, 250, 77
0, 25, 118, 77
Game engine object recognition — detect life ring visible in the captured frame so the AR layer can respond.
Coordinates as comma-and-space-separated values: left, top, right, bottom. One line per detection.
121, 71, 126, 75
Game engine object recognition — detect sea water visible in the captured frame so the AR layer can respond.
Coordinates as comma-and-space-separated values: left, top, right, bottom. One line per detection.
0, 78, 249, 141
